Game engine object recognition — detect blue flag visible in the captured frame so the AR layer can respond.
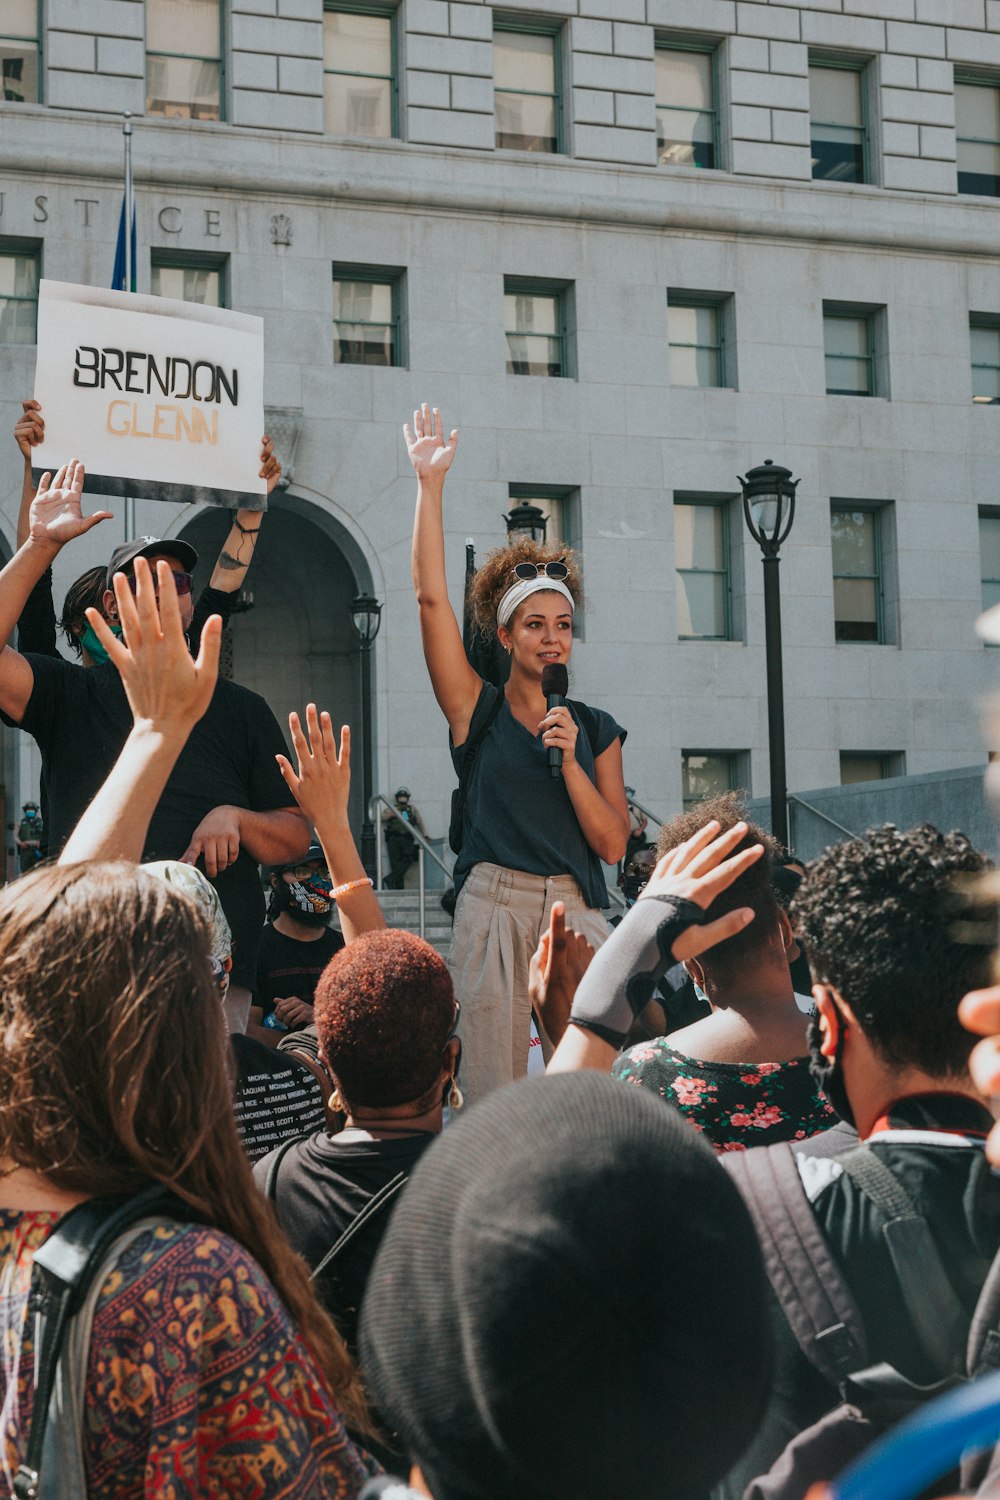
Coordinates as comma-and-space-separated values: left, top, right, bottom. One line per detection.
111, 195, 136, 292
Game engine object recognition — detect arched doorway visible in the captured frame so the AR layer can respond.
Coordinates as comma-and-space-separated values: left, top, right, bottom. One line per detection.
178, 497, 370, 829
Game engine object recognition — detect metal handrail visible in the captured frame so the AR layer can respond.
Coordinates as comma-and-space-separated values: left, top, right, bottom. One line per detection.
788, 795, 858, 841
372, 793, 453, 941
625, 794, 666, 832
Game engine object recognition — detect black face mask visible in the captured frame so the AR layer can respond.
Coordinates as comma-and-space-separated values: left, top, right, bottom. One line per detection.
269, 874, 332, 928
807, 1011, 855, 1128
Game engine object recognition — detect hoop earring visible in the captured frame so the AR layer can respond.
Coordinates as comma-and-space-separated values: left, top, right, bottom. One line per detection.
449, 1077, 464, 1111
328, 1087, 345, 1114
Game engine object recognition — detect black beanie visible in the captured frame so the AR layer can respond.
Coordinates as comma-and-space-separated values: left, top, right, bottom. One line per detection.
359, 1072, 773, 1500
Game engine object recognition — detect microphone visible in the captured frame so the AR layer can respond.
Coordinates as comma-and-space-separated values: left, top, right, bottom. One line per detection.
541, 663, 569, 779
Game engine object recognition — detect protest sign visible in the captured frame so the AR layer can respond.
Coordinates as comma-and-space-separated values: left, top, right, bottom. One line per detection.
32, 279, 267, 509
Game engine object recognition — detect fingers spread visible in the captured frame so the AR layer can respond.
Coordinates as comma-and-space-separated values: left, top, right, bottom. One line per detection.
672, 908, 755, 962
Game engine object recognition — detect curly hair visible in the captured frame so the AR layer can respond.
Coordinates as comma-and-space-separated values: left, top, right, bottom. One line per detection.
60, 564, 109, 655
467, 537, 582, 641
315, 928, 456, 1108
656, 792, 782, 972
792, 823, 995, 1077
0, 862, 370, 1433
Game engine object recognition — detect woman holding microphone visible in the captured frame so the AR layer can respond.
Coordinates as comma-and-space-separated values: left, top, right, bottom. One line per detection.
407, 404, 629, 1104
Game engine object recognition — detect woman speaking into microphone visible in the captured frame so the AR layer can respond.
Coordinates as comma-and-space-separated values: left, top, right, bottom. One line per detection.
407, 404, 629, 1105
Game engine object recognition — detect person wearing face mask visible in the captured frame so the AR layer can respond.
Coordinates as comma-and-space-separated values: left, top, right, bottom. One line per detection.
248, 844, 345, 1046
710, 822, 1000, 1500
14, 798, 44, 873
383, 787, 428, 890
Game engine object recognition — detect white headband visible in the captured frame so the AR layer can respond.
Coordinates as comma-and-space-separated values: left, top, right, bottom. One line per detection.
496, 575, 576, 629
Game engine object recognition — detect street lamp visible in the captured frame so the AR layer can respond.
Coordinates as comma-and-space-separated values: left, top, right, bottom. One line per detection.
739, 459, 800, 849
350, 593, 383, 877
503, 499, 548, 542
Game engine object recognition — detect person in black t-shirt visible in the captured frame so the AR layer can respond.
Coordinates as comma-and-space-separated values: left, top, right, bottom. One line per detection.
0, 461, 310, 1015
254, 927, 461, 1359
249, 842, 345, 1046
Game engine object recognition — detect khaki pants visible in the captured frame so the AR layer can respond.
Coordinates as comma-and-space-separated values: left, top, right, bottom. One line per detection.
447, 862, 610, 1108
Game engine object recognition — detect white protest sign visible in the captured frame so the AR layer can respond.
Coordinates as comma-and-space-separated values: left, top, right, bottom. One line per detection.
32, 279, 267, 510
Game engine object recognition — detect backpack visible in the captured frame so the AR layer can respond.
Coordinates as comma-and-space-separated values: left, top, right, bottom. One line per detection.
723, 1140, 1000, 1500
448, 689, 600, 856
13, 1184, 197, 1500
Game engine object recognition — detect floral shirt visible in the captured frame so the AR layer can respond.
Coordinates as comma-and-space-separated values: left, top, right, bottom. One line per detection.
613, 1042, 838, 1152
0, 1209, 377, 1499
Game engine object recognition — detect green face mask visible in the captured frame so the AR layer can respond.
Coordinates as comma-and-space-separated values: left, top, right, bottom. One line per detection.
79, 619, 122, 665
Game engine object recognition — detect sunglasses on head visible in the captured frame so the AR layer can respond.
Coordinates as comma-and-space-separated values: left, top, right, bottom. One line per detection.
126, 569, 193, 597
511, 559, 569, 582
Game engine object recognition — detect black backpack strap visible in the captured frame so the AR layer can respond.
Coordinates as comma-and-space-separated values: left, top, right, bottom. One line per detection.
310, 1172, 407, 1284
263, 1136, 300, 1203
724, 1143, 869, 1387
450, 686, 504, 854
567, 700, 599, 756
15, 1185, 190, 1500
837, 1146, 970, 1377
969, 1245, 1000, 1378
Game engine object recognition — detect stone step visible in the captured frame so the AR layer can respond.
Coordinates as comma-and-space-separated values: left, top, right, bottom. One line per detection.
373, 889, 454, 959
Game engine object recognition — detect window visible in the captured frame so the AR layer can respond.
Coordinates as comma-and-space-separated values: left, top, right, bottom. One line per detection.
151, 256, 225, 306
323, 5, 396, 138
504, 279, 571, 377
0, 247, 39, 343
809, 60, 868, 183
668, 293, 728, 387
494, 23, 560, 153
675, 498, 732, 640
1, 0, 39, 103
980, 509, 1000, 617
971, 316, 1000, 403
823, 305, 877, 397
681, 751, 747, 810
956, 79, 1000, 198
839, 752, 904, 785
146, 0, 222, 121
656, 44, 716, 168
507, 484, 575, 547
332, 265, 404, 366
832, 505, 884, 643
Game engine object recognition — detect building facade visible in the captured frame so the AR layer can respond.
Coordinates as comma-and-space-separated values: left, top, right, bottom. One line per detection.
1, 0, 1000, 849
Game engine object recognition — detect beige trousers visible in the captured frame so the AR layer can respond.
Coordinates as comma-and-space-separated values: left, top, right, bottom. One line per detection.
447, 862, 611, 1108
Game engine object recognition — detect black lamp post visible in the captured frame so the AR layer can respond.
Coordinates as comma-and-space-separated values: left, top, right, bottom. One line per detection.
503, 499, 548, 542
738, 459, 800, 850
350, 593, 383, 877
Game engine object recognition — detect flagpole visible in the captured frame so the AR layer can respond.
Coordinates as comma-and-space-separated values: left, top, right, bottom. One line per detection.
123, 111, 134, 541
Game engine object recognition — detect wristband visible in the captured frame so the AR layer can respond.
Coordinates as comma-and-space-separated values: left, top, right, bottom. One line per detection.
332, 876, 373, 901
568, 894, 708, 1049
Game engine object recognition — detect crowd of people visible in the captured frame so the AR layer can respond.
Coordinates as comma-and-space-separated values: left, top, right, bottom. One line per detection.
2, 401, 1000, 1499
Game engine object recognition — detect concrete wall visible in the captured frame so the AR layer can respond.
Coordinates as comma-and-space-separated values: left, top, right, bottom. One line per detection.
2, 0, 1000, 837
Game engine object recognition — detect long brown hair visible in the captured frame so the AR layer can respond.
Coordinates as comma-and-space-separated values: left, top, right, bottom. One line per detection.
0, 862, 370, 1432
467, 536, 582, 641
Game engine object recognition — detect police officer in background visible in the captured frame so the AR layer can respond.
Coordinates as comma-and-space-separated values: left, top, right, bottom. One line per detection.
15, 800, 44, 874
384, 787, 428, 890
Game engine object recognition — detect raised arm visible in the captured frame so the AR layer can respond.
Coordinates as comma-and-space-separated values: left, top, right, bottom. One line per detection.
14, 399, 43, 549
0, 460, 112, 722
207, 435, 279, 594
59, 559, 221, 864
276, 704, 386, 944
407, 403, 481, 744
548, 821, 764, 1075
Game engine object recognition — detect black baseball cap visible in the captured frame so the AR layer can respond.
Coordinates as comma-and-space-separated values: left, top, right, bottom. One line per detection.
106, 535, 199, 590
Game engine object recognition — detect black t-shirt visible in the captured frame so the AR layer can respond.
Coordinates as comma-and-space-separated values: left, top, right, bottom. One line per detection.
253, 1130, 434, 1355
9, 652, 294, 989
230, 1033, 327, 1162
255, 922, 344, 1021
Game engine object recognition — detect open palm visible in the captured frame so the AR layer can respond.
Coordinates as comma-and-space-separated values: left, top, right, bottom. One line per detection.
28, 459, 112, 547
404, 403, 458, 480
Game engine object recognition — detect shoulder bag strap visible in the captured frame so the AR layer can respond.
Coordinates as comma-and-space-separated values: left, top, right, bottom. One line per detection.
837, 1146, 969, 1376
452, 686, 504, 845
969, 1245, 1000, 1378
263, 1135, 300, 1203
567, 700, 599, 755
724, 1143, 869, 1386
310, 1171, 408, 1284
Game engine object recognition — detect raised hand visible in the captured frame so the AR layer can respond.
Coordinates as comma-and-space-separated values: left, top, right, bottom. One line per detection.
86, 556, 221, 740
28, 460, 112, 550
404, 403, 459, 482
276, 705, 352, 831
15, 399, 43, 460
638, 819, 764, 963
259, 433, 281, 495
529, 900, 595, 1047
